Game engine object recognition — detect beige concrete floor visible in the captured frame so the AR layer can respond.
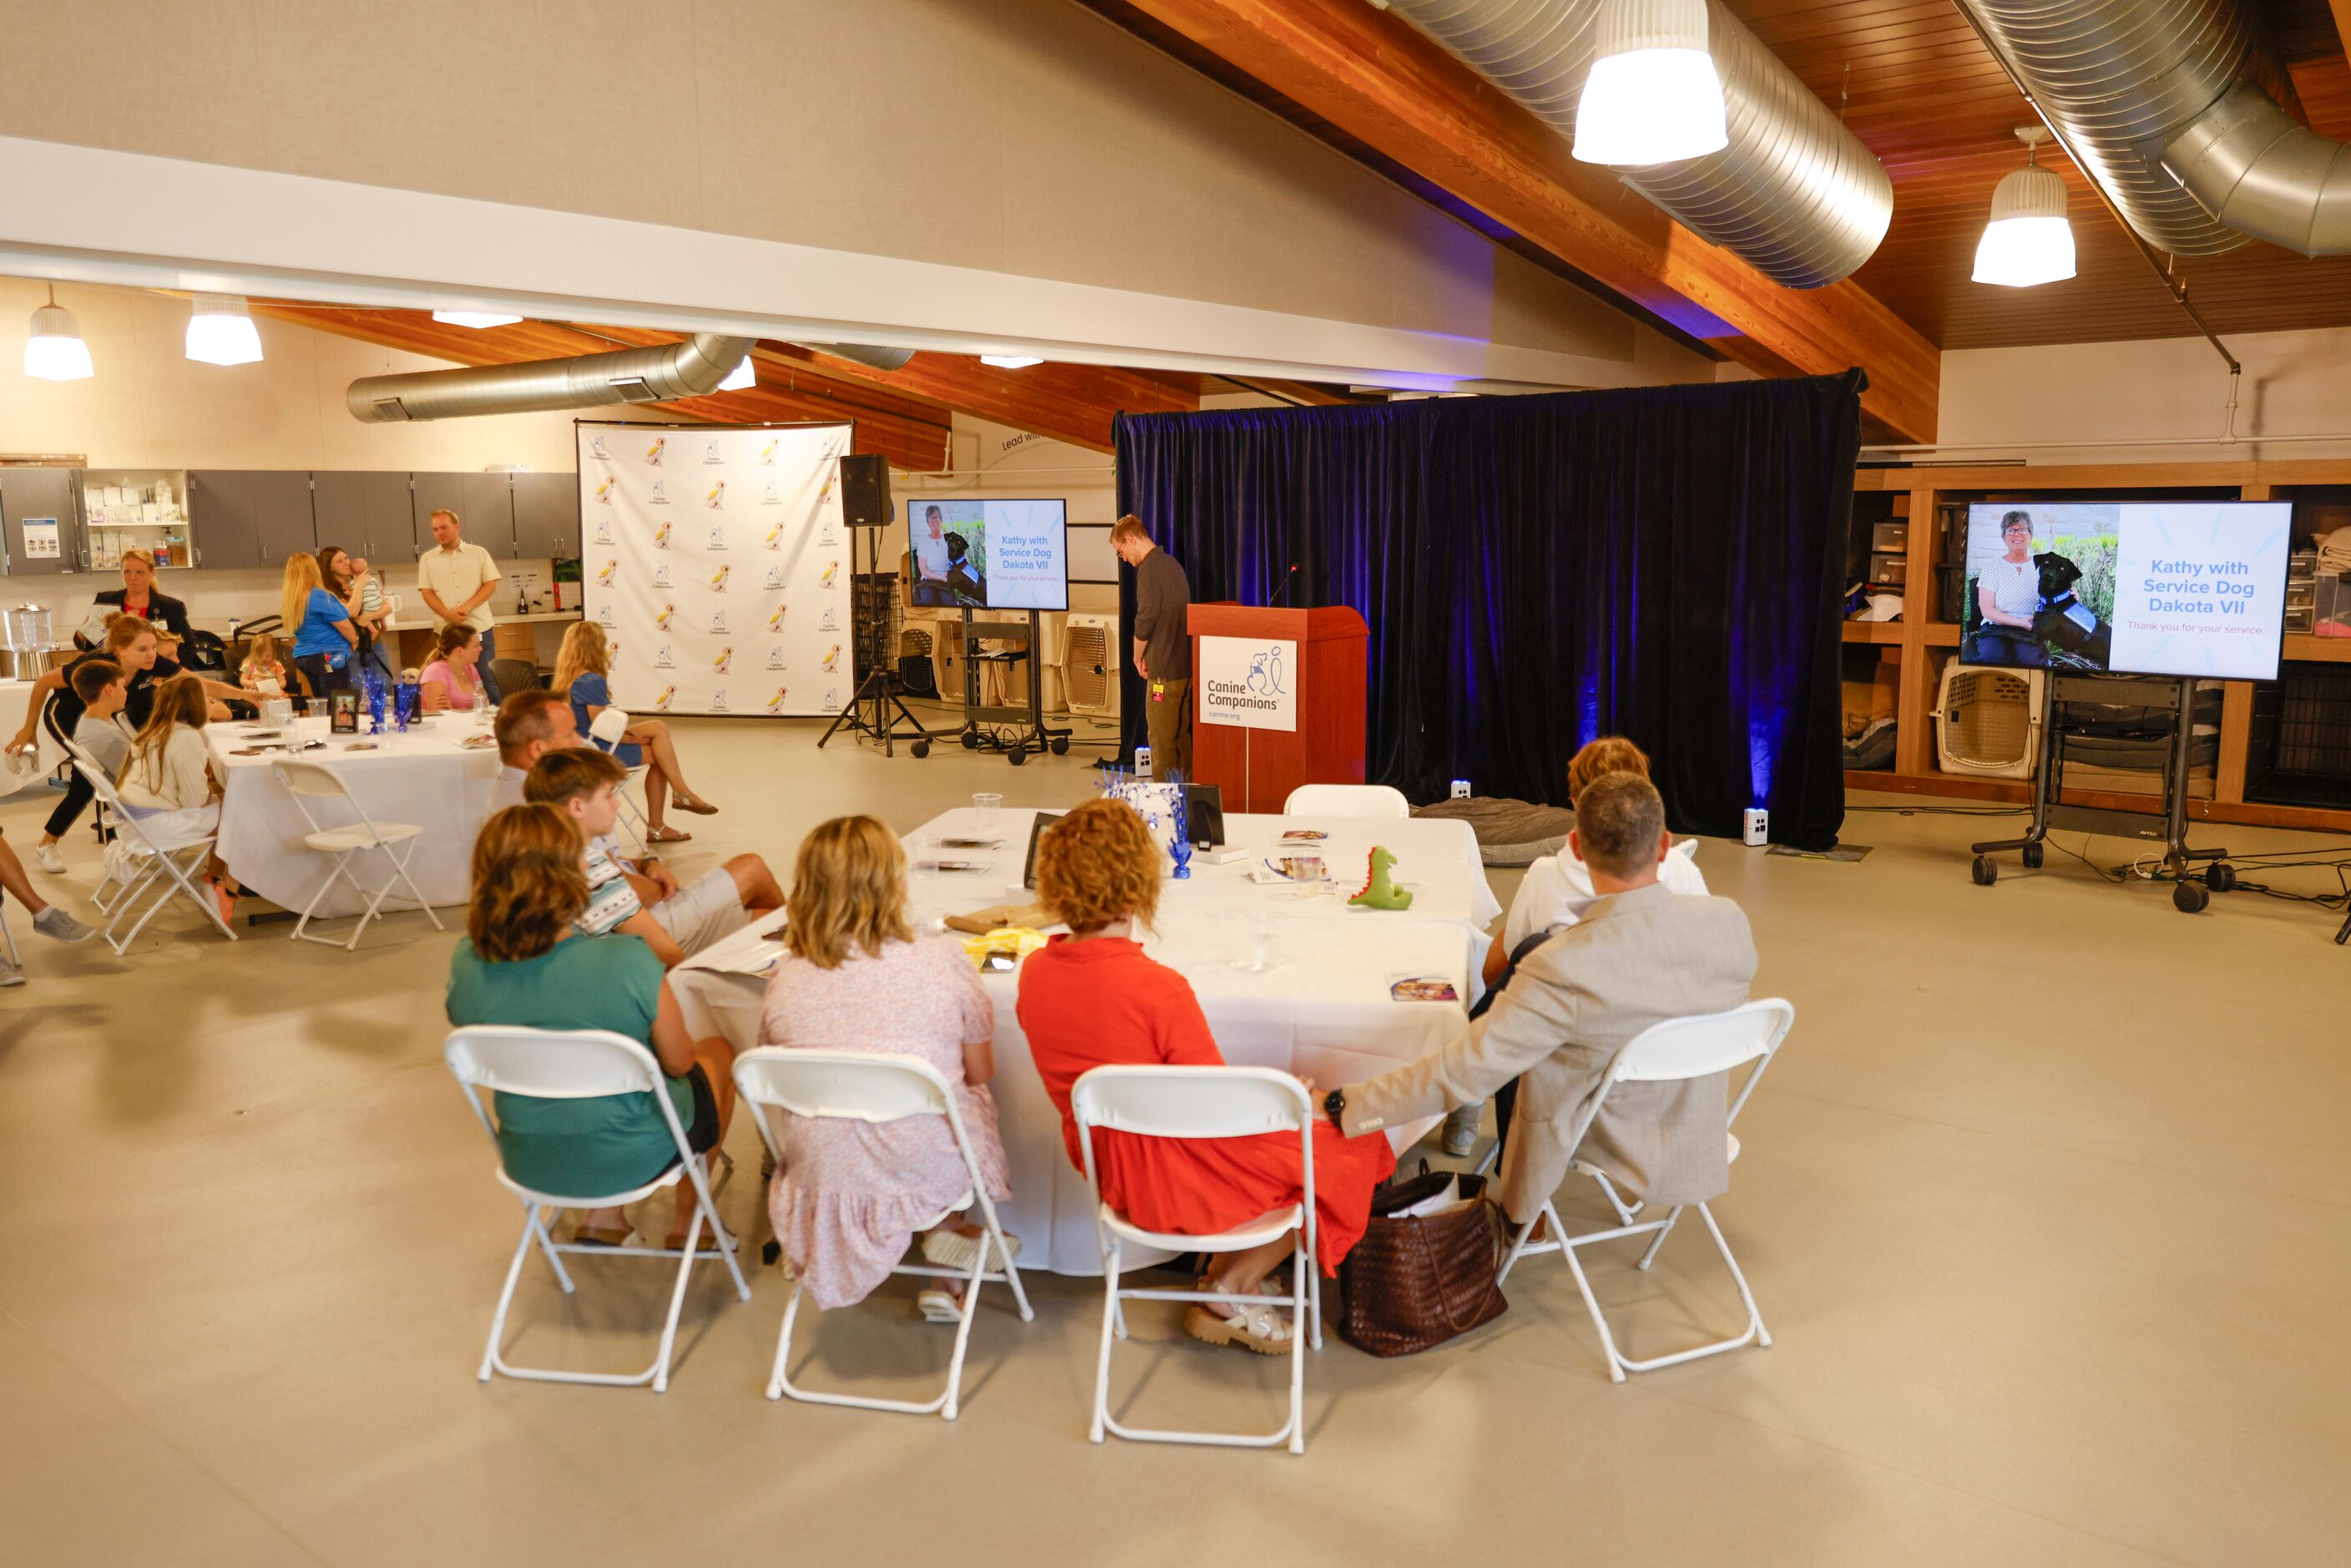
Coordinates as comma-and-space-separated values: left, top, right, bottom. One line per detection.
3, 715, 2348, 1567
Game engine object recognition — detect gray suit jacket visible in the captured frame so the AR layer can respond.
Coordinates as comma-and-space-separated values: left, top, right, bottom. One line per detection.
1341, 881, 1757, 1222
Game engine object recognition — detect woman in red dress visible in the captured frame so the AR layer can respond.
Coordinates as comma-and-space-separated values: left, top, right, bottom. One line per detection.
1019, 797, 1395, 1354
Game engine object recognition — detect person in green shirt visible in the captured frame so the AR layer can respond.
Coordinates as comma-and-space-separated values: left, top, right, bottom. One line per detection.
447, 803, 738, 1250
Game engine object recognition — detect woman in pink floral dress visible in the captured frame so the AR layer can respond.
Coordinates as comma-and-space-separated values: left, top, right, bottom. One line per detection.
759, 816, 1014, 1318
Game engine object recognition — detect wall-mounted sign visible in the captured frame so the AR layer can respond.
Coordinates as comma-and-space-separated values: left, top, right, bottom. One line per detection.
1197, 635, 1297, 732
21, 518, 61, 559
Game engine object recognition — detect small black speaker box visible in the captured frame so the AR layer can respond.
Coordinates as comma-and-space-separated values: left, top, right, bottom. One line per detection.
838, 453, 892, 528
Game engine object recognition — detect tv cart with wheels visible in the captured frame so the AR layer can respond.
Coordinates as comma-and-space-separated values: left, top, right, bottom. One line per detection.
956, 609, 1070, 766
1969, 672, 2232, 913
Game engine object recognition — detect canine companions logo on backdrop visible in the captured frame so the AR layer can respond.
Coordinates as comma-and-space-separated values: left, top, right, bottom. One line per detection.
648, 480, 670, 506
766, 645, 786, 670
757, 438, 779, 466
652, 685, 675, 711
596, 604, 618, 629
710, 689, 731, 712
595, 560, 617, 587
709, 609, 729, 635
651, 563, 672, 589
707, 525, 727, 551
820, 645, 842, 673
824, 685, 839, 709
651, 521, 671, 549
590, 433, 613, 462
761, 482, 782, 506
762, 523, 785, 551
765, 687, 789, 713
703, 441, 725, 465
819, 518, 837, 545
712, 647, 732, 675
819, 606, 838, 631
654, 604, 676, 630
819, 561, 839, 588
763, 565, 785, 590
592, 517, 614, 545
594, 478, 618, 507
654, 644, 675, 669
705, 483, 726, 510
766, 604, 788, 632
710, 565, 730, 593
644, 436, 666, 466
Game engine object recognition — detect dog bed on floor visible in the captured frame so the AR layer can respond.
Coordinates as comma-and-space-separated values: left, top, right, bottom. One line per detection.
1412, 797, 1577, 867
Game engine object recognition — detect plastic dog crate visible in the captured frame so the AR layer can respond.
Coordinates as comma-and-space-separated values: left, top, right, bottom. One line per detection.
1935, 663, 2045, 779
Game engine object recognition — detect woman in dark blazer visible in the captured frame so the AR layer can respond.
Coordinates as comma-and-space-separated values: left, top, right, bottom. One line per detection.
81, 549, 194, 647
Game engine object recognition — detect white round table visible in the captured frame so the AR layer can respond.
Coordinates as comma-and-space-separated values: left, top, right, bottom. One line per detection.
205, 715, 500, 918
0, 678, 70, 797
671, 805, 1501, 1275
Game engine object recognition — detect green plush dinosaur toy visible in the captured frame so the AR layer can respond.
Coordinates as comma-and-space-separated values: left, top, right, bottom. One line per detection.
1349, 846, 1414, 910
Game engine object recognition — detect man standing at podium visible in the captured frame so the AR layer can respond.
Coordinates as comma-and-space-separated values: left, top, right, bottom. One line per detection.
1114, 514, 1191, 779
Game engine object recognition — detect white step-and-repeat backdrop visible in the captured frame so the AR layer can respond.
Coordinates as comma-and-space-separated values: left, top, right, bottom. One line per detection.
578, 421, 856, 717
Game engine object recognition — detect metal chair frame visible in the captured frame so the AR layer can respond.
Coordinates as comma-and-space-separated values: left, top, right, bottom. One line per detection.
1494, 999, 1793, 1383
1280, 783, 1411, 819
444, 1026, 751, 1392
587, 705, 654, 855
268, 758, 444, 949
67, 755, 235, 952
734, 1048, 1032, 1419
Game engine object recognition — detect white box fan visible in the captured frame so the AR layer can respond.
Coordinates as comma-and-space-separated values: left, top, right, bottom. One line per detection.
1061, 614, 1119, 716
1935, 662, 2045, 779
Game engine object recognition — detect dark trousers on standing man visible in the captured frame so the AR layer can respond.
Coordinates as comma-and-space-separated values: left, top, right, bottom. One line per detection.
1145, 676, 1191, 780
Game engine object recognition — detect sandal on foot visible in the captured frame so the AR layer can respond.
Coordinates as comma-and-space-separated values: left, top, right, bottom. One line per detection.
922, 1226, 1022, 1273
918, 1287, 964, 1323
671, 794, 719, 816
647, 825, 693, 843
1184, 1300, 1294, 1355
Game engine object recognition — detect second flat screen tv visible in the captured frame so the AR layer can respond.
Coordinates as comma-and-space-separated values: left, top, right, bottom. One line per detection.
1961, 500, 2293, 681
908, 498, 1069, 612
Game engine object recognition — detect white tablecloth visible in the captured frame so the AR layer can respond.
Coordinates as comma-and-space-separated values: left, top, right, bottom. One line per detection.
671, 806, 1500, 1275
205, 715, 500, 917
0, 679, 68, 796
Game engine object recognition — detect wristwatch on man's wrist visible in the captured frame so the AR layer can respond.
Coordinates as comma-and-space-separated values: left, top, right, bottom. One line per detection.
1323, 1089, 1347, 1130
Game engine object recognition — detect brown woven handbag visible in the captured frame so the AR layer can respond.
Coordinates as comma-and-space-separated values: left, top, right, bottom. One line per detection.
1336, 1168, 1509, 1357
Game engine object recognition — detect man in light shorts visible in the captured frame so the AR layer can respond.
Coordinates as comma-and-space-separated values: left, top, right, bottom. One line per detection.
521, 747, 781, 962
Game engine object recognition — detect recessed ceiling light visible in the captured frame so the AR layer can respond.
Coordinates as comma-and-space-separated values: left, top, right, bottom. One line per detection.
718, 355, 757, 391
23, 284, 93, 381
980, 354, 1044, 370
1573, 0, 1728, 168
431, 310, 524, 330
1973, 126, 2075, 288
185, 293, 263, 366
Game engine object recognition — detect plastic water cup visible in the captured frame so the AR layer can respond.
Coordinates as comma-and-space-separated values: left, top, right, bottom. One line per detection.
973, 792, 1003, 829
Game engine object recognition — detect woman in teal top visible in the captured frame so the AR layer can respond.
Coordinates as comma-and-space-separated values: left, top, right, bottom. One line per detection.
447, 803, 739, 1250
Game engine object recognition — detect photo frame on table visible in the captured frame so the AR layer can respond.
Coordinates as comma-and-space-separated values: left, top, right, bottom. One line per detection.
1023, 812, 1066, 890
329, 690, 359, 735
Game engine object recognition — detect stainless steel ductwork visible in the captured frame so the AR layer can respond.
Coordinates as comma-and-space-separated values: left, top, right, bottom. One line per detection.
1376, 0, 1893, 288
349, 331, 757, 422
2164, 82, 2351, 255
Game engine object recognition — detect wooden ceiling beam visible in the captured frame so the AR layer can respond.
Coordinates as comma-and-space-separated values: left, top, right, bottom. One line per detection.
1105, 0, 1939, 440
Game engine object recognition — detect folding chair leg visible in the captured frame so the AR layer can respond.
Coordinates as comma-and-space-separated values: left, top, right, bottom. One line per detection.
1636, 1204, 1684, 1271
1557, 1219, 1630, 1385
480, 1207, 551, 1383
1090, 1237, 1122, 1444
1287, 1234, 1308, 1454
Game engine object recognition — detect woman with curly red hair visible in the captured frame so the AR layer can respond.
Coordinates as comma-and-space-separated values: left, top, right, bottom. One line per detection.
1017, 797, 1394, 1354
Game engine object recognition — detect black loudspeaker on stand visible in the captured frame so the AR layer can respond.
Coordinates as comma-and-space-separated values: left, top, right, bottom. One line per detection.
818, 455, 936, 759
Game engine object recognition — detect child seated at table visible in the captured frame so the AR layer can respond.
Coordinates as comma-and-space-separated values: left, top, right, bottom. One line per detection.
758, 815, 1015, 1320
114, 672, 237, 924
238, 633, 288, 698
68, 658, 135, 781
1017, 797, 1395, 1355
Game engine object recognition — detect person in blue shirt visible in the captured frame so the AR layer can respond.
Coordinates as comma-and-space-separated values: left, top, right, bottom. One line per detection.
282, 552, 355, 706
552, 621, 718, 842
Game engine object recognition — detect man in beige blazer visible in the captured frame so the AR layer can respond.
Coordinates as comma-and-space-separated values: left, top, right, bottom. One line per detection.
1332, 774, 1757, 1225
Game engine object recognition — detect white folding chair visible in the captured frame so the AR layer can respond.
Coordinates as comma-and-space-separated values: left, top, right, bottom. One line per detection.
1282, 783, 1411, 819
1495, 999, 1793, 1383
69, 756, 235, 952
268, 759, 443, 949
587, 706, 653, 854
0, 896, 18, 972
1074, 1065, 1319, 1455
444, 1026, 751, 1392
59, 738, 133, 914
734, 1048, 1033, 1419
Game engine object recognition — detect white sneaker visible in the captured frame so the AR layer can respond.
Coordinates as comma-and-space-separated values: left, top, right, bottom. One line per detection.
33, 906, 95, 943
31, 841, 65, 875
0, 955, 23, 987
1442, 1101, 1483, 1158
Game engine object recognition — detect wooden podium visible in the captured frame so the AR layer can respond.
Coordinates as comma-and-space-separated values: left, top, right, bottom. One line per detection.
1185, 603, 1368, 814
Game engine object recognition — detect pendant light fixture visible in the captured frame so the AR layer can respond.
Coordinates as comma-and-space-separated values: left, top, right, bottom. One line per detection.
431, 310, 524, 330
23, 283, 94, 381
1573, 0, 1728, 168
185, 293, 264, 365
717, 354, 757, 391
1973, 126, 2075, 288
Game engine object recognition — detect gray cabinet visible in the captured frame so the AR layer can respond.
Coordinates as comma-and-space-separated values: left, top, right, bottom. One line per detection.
1, 467, 85, 576
510, 473, 579, 560
412, 472, 515, 559
311, 471, 416, 564
187, 470, 316, 570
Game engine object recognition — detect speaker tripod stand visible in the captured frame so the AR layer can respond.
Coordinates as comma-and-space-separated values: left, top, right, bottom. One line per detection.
817, 524, 934, 759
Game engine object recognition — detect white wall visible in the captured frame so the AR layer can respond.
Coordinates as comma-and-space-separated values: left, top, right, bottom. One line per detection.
0, 279, 671, 638
1937, 326, 2351, 462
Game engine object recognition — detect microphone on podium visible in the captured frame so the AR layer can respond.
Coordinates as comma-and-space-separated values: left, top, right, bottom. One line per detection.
1267, 564, 1302, 608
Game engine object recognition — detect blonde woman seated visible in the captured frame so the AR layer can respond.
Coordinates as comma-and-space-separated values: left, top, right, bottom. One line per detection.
554, 621, 716, 843
758, 815, 1014, 1321
418, 623, 489, 713
114, 673, 239, 924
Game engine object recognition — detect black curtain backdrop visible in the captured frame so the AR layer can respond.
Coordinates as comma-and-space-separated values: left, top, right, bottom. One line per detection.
1115, 371, 1864, 850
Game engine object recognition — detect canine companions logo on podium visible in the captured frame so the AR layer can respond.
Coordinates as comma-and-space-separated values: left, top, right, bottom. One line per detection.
1197, 636, 1298, 733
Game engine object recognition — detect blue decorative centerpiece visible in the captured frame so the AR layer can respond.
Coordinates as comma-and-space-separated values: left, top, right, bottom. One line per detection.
1168, 775, 1193, 880
394, 680, 419, 732
362, 667, 387, 733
